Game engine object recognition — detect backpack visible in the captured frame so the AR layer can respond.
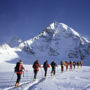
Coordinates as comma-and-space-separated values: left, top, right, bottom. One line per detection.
15, 62, 20, 72
51, 62, 55, 67
33, 62, 38, 69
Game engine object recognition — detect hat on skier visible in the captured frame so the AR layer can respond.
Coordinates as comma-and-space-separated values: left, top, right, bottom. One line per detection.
36, 59, 39, 62
19, 60, 23, 62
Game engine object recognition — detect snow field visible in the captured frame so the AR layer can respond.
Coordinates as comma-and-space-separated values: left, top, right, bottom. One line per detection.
0, 63, 90, 90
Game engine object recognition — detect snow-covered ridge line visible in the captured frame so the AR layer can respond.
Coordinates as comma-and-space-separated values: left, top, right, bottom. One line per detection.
19, 22, 81, 49
20, 22, 90, 48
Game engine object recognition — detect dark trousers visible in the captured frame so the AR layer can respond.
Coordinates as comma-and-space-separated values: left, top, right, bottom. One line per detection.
73, 65, 75, 69
16, 74, 21, 83
34, 70, 38, 79
44, 68, 47, 77
61, 66, 64, 72
51, 68, 55, 75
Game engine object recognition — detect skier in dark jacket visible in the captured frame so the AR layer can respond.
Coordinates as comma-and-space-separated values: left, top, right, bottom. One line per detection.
51, 61, 57, 75
33, 59, 41, 80
73, 61, 76, 69
61, 60, 65, 72
15, 60, 25, 87
43, 60, 50, 78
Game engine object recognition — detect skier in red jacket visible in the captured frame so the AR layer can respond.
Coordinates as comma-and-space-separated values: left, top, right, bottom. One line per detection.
15, 60, 25, 87
33, 59, 41, 80
65, 61, 69, 71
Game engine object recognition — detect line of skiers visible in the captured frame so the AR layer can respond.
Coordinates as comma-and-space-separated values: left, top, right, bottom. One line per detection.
14, 59, 83, 87
60, 60, 83, 72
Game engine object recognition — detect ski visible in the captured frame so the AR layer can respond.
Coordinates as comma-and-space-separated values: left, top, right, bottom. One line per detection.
4, 77, 47, 90
4, 81, 30, 90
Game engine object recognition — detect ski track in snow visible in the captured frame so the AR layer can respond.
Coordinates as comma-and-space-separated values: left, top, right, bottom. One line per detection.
0, 63, 90, 90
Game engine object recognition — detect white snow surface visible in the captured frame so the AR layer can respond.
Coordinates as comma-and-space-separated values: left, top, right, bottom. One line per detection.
0, 62, 90, 90
0, 44, 19, 63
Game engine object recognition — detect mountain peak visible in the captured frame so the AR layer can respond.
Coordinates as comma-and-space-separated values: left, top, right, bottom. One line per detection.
45, 22, 80, 38
47, 22, 68, 30
8, 37, 22, 47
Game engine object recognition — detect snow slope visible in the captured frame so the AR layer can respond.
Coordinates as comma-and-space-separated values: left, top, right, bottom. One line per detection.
0, 44, 19, 63
0, 62, 90, 90
30, 67, 90, 90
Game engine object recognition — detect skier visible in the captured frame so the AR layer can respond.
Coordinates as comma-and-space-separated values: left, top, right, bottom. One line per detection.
15, 60, 25, 87
73, 61, 76, 69
61, 60, 65, 72
51, 61, 57, 76
43, 60, 50, 78
33, 59, 41, 80
77, 61, 79, 69
80, 60, 83, 68
69, 60, 73, 70
65, 61, 69, 71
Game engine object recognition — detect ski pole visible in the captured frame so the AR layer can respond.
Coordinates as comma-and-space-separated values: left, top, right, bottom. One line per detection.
8, 72, 15, 87
24, 69, 29, 82
26, 69, 30, 81
32, 65, 34, 80
41, 67, 43, 78
23, 71, 24, 77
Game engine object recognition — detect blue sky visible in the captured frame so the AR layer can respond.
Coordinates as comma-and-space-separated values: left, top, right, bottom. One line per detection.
0, 0, 90, 43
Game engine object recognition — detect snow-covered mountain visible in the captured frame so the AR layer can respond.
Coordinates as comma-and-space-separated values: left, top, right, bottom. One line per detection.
8, 37, 22, 47
18, 22, 90, 64
0, 22, 90, 65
